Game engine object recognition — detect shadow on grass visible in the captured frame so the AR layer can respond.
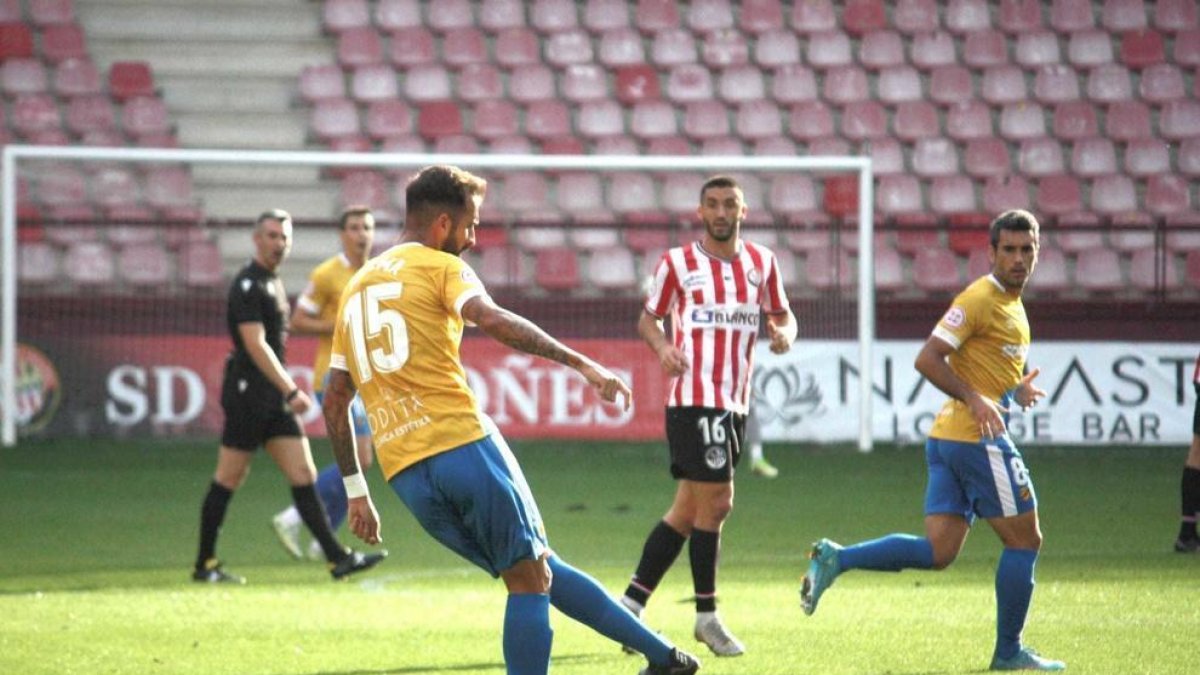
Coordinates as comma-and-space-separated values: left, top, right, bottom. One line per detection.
296, 651, 610, 675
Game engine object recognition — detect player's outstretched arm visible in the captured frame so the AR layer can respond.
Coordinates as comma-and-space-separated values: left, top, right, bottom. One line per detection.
322, 369, 382, 545
463, 296, 631, 409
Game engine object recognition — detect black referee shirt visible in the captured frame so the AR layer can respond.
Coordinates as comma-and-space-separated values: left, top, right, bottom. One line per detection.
226, 260, 290, 373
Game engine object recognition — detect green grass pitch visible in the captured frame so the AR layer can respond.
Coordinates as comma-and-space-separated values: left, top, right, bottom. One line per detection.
0, 438, 1194, 674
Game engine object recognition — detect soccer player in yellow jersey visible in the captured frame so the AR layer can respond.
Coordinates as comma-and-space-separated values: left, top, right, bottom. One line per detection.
801, 210, 1066, 672
322, 165, 701, 675
272, 207, 377, 561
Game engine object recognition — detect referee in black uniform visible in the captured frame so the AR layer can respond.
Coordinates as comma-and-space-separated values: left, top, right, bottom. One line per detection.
193, 209, 385, 583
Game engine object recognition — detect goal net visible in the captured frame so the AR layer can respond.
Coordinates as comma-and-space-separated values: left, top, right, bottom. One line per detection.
1, 146, 875, 449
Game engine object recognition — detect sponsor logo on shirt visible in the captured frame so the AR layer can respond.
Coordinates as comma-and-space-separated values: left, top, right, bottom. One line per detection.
1002, 344, 1029, 360
681, 271, 708, 290
942, 306, 965, 328
747, 268, 762, 286
690, 307, 761, 328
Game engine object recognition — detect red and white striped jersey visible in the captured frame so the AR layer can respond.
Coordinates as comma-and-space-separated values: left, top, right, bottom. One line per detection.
644, 240, 790, 414
1193, 352, 1199, 384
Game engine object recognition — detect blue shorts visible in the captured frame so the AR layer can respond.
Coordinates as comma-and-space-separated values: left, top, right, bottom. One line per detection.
924, 435, 1038, 522
389, 433, 548, 577
316, 374, 371, 438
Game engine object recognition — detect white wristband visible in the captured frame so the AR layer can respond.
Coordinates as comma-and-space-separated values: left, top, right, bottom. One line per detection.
342, 473, 369, 499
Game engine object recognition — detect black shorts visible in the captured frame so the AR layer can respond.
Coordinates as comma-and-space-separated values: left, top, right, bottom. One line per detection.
1193, 382, 1199, 436
665, 406, 746, 483
220, 363, 303, 451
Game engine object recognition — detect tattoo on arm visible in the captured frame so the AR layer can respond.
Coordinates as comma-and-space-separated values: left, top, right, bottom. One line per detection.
322, 371, 361, 477
470, 301, 583, 368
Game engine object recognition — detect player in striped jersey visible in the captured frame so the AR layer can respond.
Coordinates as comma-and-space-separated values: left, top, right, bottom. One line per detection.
801, 210, 1065, 672
1175, 352, 1200, 553
271, 206, 377, 561
620, 176, 797, 658
323, 165, 701, 675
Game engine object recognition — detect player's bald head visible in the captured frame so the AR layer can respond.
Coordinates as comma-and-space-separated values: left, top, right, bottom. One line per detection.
989, 209, 1040, 248
404, 165, 487, 230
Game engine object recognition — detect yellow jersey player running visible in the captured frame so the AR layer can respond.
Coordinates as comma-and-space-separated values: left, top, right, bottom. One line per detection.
801, 210, 1065, 672
322, 165, 701, 675
272, 207, 377, 561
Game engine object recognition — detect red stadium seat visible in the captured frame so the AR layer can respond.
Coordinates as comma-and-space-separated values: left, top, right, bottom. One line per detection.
1067, 30, 1115, 67
403, 64, 451, 101
64, 241, 115, 287
1103, 0, 1149, 31
686, 0, 733, 34
387, 28, 435, 67
1051, 0, 1096, 32
1090, 174, 1138, 215
717, 64, 765, 103
1129, 247, 1182, 291
1033, 65, 1081, 104
1119, 29, 1166, 67
586, 246, 638, 290
1027, 245, 1069, 294
556, 172, 607, 218
1123, 138, 1171, 176
872, 243, 905, 293
118, 243, 172, 289
963, 30, 1008, 68
488, 135, 534, 154
53, 57, 100, 97
999, 0, 1043, 33
806, 32, 852, 69
1104, 100, 1152, 140
734, 100, 782, 140
336, 27, 383, 67
1036, 174, 1083, 216
1074, 247, 1124, 292
1160, 101, 1200, 140
108, 61, 154, 100
1053, 212, 1104, 252
911, 248, 962, 293
876, 175, 923, 216
877, 66, 922, 103
909, 32, 957, 69
821, 66, 869, 105
494, 27, 540, 68
1086, 64, 1133, 102
608, 173, 658, 214
682, 100, 730, 139
982, 66, 1028, 105
893, 101, 940, 141
1188, 251, 1200, 285
929, 65, 973, 105
805, 247, 854, 291
310, 98, 359, 140
299, 64, 345, 102
476, 246, 527, 289
790, 0, 835, 33
1018, 138, 1066, 177
0, 0, 19, 22
340, 171, 389, 210
545, 29, 593, 67
350, 64, 398, 101
754, 135, 796, 156
787, 101, 833, 141
19, 241, 59, 286
1174, 28, 1200, 64
912, 138, 960, 177
999, 103, 1047, 140
859, 30, 906, 69
443, 28, 488, 68
1181, 138, 1200, 176
534, 247, 581, 292
1052, 101, 1099, 140
665, 64, 712, 102
91, 168, 141, 209
984, 175, 1032, 213
843, 0, 886, 35
965, 138, 1012, 177
524, 100, 571, 140
583, 0, 628, 32
1139, 64, 1186, 103
374, 0, 420, 30
121, 96, 170, 137
769, 64, 817, 103
323, 0, 370, 32
894, 0, 939, 34
930, 175, 977, 214
65, 94, 115, 135
508, 64, 555, 102
145, 167, 194, 208
1, 58, 46, 96
1154, 0, 1199, 32
630, 100, 677, 139
531, 0, 578, 32
754, 29, 799, 67
364, 100, 412, 139
480, 0, 525, 33
864, 137, 905, 175
457, 63, 502, 102
614, 64, 659, 104
1016, 31, 1063, 68
39, 23, 86, 63
179, 240, 223, 290
10, 93, 60, 137
1071, 138, 1118, 176
472, 100, 518, 139
840, 101, 887, 141
416, 101, 462, 139
0, 22, 33, 61
702, 28, 749, 67
35, 166, 86, 206
741, 0, 784, 34
425, 0, 471, 32
577, 100, 624, 138
945, 0, 991, 32
651, 28, 697, 65
597, 28, 645, 66
1146, 174, 1191, 215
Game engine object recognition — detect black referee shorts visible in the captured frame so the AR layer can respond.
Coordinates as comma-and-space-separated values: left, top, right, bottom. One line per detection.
220, 366, 302, 451
1193, 382, 1200, 436
665, 406, 746, 483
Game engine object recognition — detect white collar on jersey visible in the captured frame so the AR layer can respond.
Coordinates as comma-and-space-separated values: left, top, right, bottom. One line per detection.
694, 239, 744, 262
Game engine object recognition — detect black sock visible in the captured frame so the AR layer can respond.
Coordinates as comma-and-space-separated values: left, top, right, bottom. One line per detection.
196, 481, 233, 570
689, 528, 720, 613
292, 484, 346, 563
1180, 467, 1200, 541
624, 520, 687, 607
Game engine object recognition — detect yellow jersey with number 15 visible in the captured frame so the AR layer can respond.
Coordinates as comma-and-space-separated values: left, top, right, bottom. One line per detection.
329, 242, 490, 480
928, 274, 1030, 444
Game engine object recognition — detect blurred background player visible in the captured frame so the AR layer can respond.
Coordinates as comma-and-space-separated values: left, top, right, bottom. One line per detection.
323, 165, 700, 675
193, 209, 385, 584
745, 406, 777, 479
621, 176, 796, 657
801, 210, 1064, 672
272, 206, 377, 561
1175, 351, 1200, 553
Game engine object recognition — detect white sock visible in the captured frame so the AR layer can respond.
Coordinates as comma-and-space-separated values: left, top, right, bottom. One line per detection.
696, 610, 718, 625
619, 595, 644, 616
277, 506, 301, 526
749, 443, 764, 463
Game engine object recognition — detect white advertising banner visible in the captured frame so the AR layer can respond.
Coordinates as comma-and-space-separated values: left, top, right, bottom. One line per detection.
752, 341, 1197, 446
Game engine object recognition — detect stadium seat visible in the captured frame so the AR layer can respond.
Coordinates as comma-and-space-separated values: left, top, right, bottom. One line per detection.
118, 243, 172, 289
839, 101, 887, 141
893, 101, 940, 141
1018, 138, 1066, 177
999, 102, 1047, 140
475, 246, 527, 289
1181, 138, 1200, 176
582, 0, 629, 32
1129, 247, 1182, 291
1036, 174, 1083, 216
1124, 138, 1171, 176
734, 100, 782, 140
577, 100, 624, 138
613, 64, 659, 104
11, 93, 61, 138
2, 58, 47, 96
1154, 0, 1199, 32
52, 57, 100, 97
1103, 100, 1151, 141
1103, 0, 1148, 31
1066, 30, 1114, 67
175, 240, 222, 290
870, 243, 905, 293
790, 0, 835, 33
1120, 29, 1166, 67
1025, 245, 1069, 294
470, 100, 517, 140
718, 65, 765, 103
754, 135, 796, 156
298, 64, 345, 102
806, 137, 848, 156
608, 173, 657, 213
1086, 64, 1133, 102
1174, 28, 1200, 65
1160, 101, 1200, 140
545, 29, 593, 67
911, 248, 962, 293
821, 66, 869, 105
703, 29, 749, 67
364, 99, 412, 139
534, 247, 581, 292
929, 65, 972, 105
998, 0, 1044, 33
457, 63, 502, 102
597, 28, 645, 66
18, 241, 59, 286
842, 0, 886, 35
930, 175, 978, 214
586, 246, 638, 290
556, 172, 608, 220
1033, 65, 1081, 104
946, 212, 992, 254
945, 0, 991, 32
1139, 64, 1186, 103
909, 32, 957, 69
350, 64, 398, 101
121, 96, 170, 137
1051, 101, 1099, 140
1016, 31, 1063, 68
1051, 211, 1103, 251
488, 135, 534, 154
806, 32, 852, 69
403, 64, 451, 101
1051, 0, 1096, 32
416, 101, 462, 139
965, 138, 1012, 177
508, 64, 555, 102
787, 101, 833, 141
1071, 138, 1118, 176
336, 27, 383, 67
65, 95, 115, 136
0, 22, 33, 61
107, 61, 154, 101
1090, 174, 1138, 215
740, 0, 784, 34
480, 0, 525, 32
686, 0, 733, 34
493, 27, 540, 68
754, 29, 799, 67
983, 175, 1032, 213
38, 23, 86, 64
864, 137, 905, 175
1074, 247, 1123, 292
965, 246, 992, 279
323, 0, 370, 32
912, 138, 960, 177
561, 64, 607, 102
982, 66, 1028, 105
374, 0, 420, 30
144, 167, 194, 208
0, 0, 18, 22
804, 247, 854, 291
651, 28, 697, 65
443, 28, 489, 68
769, 64, 817, 104
530, 0, 578, 32
877, 66, 922, 103
35, 165, 87, 206
64, 241, 115, 287
964, 31, 1009, 68
893, 0, 939, 34
1145, 174, 1190, 216
876, 175, 923, 216
386, 27, 435, 67
339, 170, 389, 210
859, 30, 905, 69
630, 100, 677, 139
425, 0, 471, 32
523, 100, 571, 140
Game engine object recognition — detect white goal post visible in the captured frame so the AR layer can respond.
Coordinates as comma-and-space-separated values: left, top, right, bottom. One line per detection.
1, 145, 874, 450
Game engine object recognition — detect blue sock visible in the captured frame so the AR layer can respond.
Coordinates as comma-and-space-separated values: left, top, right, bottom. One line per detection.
314, 463, 348, 530
504, 593, 552, 675
547, 555, 673, 665
839, 534, 935, 572
994, 548, 1038, 661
